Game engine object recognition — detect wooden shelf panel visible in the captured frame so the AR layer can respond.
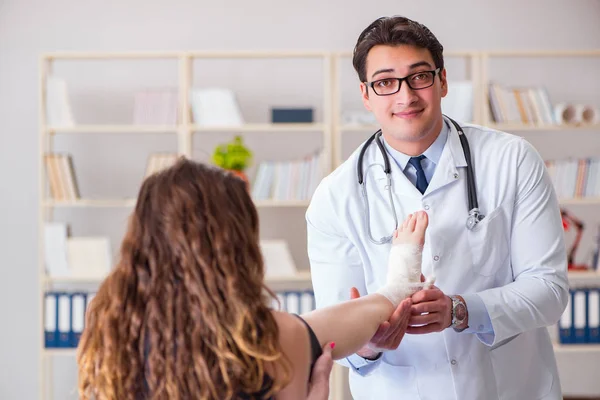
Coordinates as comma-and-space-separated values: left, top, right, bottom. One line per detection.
338, 124, 379, 132
44, 198, 310, 208
43, 348, 77, 356
559, 197, 600, 205
43, 271, 312, 285
47, 125, 179, 134
553, 343, 600, 353
43, 51, 331, 60
254, 199, 310, 207
43, 199, 137, 208
568, 271, 600, 287
191, 123, 325, 132
488, 123, 600, 132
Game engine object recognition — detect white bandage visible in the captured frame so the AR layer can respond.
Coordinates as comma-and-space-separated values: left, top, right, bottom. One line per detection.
376, 243, 423, 307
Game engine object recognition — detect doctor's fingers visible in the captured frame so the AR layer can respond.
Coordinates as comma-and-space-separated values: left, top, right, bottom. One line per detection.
406, 322, 445, 335
408, 311, 445, 326
411, 287, 445, 304
410, 299, 445, 315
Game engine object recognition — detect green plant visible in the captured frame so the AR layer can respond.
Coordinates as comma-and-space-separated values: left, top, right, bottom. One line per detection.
211, 135, 253, 171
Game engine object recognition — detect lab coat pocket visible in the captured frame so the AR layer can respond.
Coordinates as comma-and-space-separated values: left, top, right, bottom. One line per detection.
466, 205, 510, 277
349, 365, 421, 400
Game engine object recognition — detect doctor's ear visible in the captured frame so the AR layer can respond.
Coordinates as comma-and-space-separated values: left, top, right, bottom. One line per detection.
360, 83, 373, 111
440, 68, 448, 97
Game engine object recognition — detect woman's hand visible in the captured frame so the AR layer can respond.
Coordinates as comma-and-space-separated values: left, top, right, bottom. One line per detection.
306, 342, 335, 400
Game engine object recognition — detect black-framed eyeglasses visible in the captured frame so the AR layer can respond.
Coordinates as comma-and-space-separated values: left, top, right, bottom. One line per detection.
365, 68, 441, 96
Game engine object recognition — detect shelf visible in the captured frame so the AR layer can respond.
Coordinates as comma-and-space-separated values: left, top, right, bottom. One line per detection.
559, 197, 600, 205
43, 348, 77, 357
43, 198, 309, 208
488, 123, 600, 132
254, 199, 310, 207
553, 343, 600, 353
191, 123, 325, 132
338, 124, 380, 132
46, 125, 179, 134
43, 199, 137, 208
44, 271, 312, 285
568, 271, 600, 287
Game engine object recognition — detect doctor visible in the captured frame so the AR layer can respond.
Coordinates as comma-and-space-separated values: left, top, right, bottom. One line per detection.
306, 15, 569, 400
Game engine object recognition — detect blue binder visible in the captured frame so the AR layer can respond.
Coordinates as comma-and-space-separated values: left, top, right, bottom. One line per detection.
57, 292, 72, 348
588, 288, 600, 344
573, 289, 588, 344
558, 290, 574, 344
70, 292, 86, 348
44, 292, 59, 348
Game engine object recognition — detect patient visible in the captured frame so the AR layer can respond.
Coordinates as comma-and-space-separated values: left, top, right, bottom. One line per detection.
77, 158, 428, 400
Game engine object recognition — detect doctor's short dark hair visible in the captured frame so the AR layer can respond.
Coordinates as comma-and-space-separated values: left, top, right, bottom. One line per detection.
352, 15, 444, 83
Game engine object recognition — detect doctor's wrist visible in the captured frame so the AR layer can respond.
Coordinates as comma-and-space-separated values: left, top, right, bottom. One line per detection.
449, 295, 469, 332
357, 347, 381, 360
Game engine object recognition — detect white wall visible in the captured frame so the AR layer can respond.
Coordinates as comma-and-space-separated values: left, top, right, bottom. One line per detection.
1, 1, 599, 399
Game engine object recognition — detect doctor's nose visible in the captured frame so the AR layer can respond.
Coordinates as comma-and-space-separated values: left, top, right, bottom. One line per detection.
393, 81, 419, 106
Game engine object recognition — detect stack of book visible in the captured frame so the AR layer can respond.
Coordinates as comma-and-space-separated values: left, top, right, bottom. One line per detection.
251, 152, 322, 201
488, 83, 556, 125
44, 153, 80, 201
545, 157, 600, 199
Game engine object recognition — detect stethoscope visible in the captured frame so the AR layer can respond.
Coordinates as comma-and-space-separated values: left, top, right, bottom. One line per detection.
357, 116, 485, 245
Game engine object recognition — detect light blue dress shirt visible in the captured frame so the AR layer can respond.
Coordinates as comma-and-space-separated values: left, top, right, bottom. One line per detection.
347, 122, 494, 376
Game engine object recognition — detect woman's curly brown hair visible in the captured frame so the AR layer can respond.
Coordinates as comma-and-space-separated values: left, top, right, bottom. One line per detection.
77, 158, 291, 399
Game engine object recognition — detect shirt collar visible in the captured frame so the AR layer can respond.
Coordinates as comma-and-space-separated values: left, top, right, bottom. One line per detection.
382, 120, 449, 170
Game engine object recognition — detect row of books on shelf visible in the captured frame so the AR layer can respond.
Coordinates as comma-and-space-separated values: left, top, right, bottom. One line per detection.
488, 83, 599, 126
251, 152, 323, 201
558, 288, 600, 344
44, 152, 179, 201
44, 290, 315, 348
546, 158, 600, 199
488, 84, 555, 126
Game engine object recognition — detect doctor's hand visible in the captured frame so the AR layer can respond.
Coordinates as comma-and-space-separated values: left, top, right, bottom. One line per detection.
406, 286, 452, 334
350, 287, 412, 358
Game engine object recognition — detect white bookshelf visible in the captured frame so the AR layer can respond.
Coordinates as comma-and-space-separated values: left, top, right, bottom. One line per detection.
38, 49, 600, 400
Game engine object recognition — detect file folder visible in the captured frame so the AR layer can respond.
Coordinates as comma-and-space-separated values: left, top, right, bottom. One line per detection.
589, 288, 599, 344
558, 290, 573, 344
286, 292, 300, 315
300, 291, 315, 314
44, 292, 59, 348
573, 289, 587, 344
57, 292, 71, 348
70, 292, 86, 347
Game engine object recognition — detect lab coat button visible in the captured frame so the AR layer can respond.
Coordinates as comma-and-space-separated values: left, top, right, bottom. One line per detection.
433, 255, 440, 261
451, 359, 457, 365
423, 204, 430, 210
453, 173, 459, 179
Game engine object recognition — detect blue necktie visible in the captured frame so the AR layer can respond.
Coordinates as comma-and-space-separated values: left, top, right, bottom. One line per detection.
408, 155, 428, 194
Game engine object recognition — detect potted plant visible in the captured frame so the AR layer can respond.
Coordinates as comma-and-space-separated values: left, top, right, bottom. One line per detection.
211, 135, 253, 185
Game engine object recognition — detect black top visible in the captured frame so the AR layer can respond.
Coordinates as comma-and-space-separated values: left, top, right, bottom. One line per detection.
239, 314, 323, 399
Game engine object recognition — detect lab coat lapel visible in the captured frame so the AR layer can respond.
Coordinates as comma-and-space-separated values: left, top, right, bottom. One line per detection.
425, 118, 468, 196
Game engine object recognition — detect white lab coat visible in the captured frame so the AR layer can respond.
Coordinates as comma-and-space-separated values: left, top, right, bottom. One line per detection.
306, 118, 569, 400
